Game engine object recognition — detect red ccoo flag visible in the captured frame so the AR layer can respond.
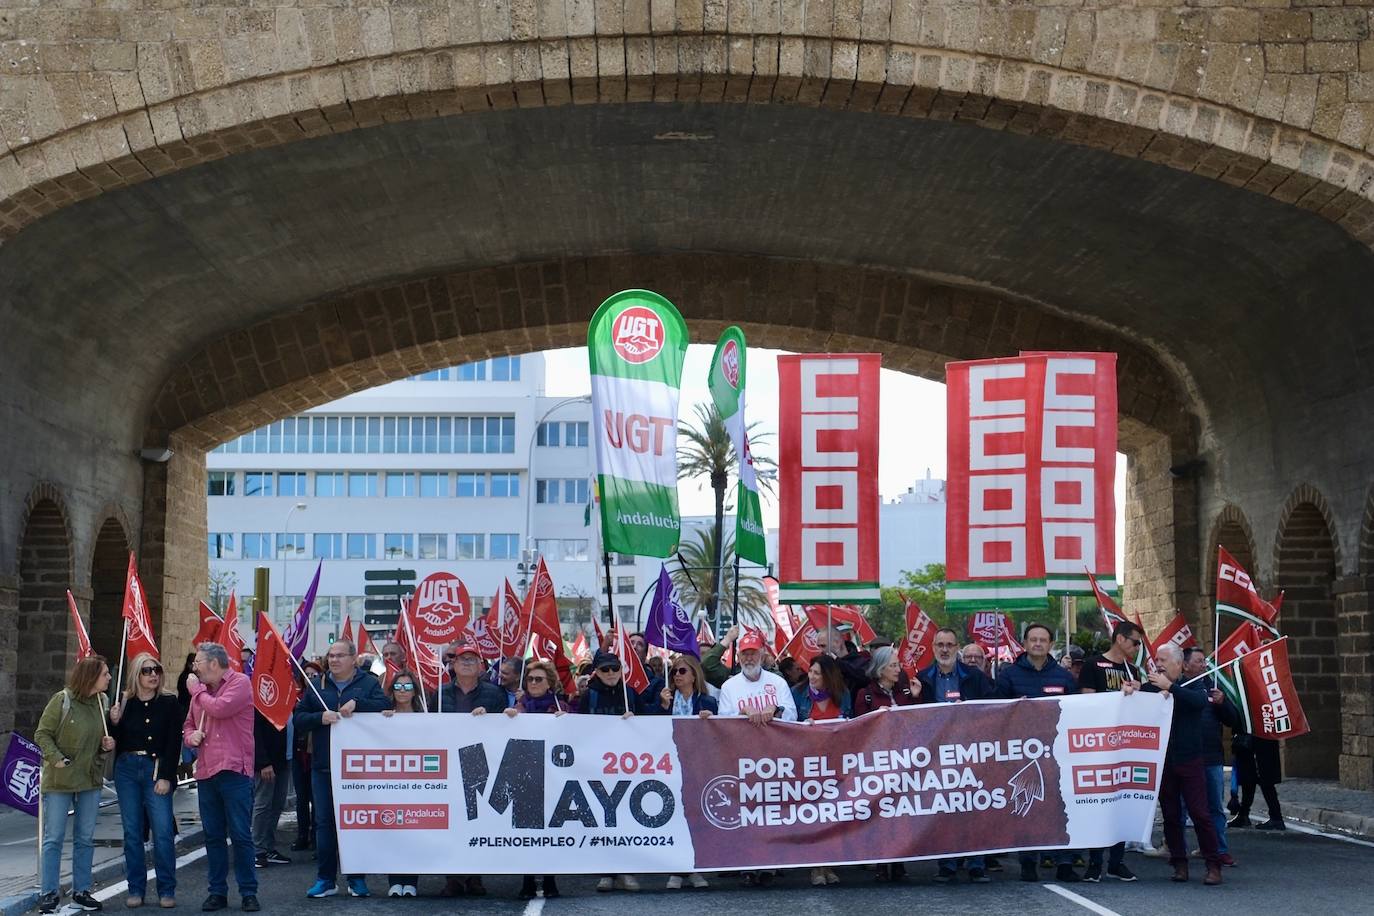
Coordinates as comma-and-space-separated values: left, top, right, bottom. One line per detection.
252, 614, 302, 731
193, 601, 223, 646
218, 593, 245, 672
1149, 612, 1197, 657
1216, 546, 1281, 633
1088, 569, 1125, 634
805, 605, 877, 646
1234, 636, 1309, 740
898, 596, 938, 681
1215, 621, 1265, 667
67, 590, 93, 663
121, 553, 159, 661
778, 619, 822, 670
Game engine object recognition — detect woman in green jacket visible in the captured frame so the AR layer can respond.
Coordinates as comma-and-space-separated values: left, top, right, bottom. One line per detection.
34, 655, 115, 914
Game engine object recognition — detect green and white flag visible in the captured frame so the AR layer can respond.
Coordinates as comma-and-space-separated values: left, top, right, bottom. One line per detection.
708, 327, 767, 567
588, 290, 689, 558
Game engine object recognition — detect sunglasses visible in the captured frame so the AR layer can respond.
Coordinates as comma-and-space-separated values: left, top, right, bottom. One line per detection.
392, 682, 416, 691
140, 666, 163, 676
1126, 637, 1143, 647
526, 675, 548, 683
597, 665, 621, 673
672, 667, 692, 676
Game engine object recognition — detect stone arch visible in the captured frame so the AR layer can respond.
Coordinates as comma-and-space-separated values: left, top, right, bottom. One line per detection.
5, 12, 1374, 252
1274, 484, 1341, 778
1201, 504, 1258, 648
88, 510, 133, 664
10, 484, 75, 737
1359, 483, 1374, 578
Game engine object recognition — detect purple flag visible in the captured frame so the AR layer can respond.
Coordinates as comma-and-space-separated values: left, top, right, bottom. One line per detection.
0, 733, 41, 817
646, 564, 700, 658
283, 562, 322, 660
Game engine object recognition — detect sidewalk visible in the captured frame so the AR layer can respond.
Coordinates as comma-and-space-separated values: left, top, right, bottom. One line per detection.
1271, 777, 1374, 838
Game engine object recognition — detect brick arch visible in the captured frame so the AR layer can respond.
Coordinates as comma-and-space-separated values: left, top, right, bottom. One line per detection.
10, 484, 76, 737
1359, 484, 1374, 578
1201, 504, 1258, 647
1274, 483, 1345, 575
87, 511, 133, 663
5, 13, 1374, 251
1274, 485, 1341, 778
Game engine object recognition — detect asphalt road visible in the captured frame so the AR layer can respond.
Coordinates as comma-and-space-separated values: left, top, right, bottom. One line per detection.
43, 821, 1374, 916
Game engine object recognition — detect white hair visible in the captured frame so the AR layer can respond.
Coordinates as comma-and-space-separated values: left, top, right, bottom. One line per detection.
1154, 643, 1183, 664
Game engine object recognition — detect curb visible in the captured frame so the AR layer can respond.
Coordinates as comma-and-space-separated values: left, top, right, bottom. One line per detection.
0, 826, 206, 916
1284, 803, 1374, 840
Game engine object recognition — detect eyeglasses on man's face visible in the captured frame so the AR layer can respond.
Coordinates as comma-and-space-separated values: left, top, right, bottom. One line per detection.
597, 665, 621, 674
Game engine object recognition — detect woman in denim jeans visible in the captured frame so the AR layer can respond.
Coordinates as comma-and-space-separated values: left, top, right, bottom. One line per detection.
34, 655, 115, 913
109, 652, 181, 908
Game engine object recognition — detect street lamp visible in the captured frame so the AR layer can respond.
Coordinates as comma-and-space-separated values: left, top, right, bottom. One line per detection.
281, 502, 307, 624
522, 394, 592, 597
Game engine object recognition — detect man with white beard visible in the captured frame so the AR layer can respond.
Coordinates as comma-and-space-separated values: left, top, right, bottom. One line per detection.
717, 629, 798, 724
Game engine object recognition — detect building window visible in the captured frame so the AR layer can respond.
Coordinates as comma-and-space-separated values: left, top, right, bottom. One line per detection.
419, 472, 448, 498
208, 471, 235, 497
457, 361, 487, 381
616, 576, 636, 594
276, 533, 305, 558
455, 533, 485, 560
535, 479, 559, 504
490, 473, 519, 498
614, 553, 636, 566
316, 596, 342, 628
536, 420, 588, 447
617, 605, 635, 621
537, 422, 561, 447
242, 533, 272, 559
208, 533, 235, 559
278, 472, 307, 497
315, 472, 345, 497
244, 472, 273, 497
456, 473, 487, 498
534, 539, 559, 559
348, 472, 378, 498
490, 534, 519, 560
564, 479, 589, 504
562, 539, 590, 561
384, 533, 414, 559
418, 533, 447, 560
491, 356, 521, 381
385, 472, 417, 498
314, 533, 343, 560
565, 421, 589, 447
347, 533, 376, 560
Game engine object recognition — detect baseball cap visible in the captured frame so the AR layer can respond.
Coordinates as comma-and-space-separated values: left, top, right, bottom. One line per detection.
737, 629, 765, 652
449, 639, 480, 658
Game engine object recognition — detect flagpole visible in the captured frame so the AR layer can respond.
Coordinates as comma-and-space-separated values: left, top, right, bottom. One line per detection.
732, 555, 741, 631
35, 764, 43, 895
112, 621, 128, 704
284, 649, 330, 710
518, 579, 542, 690
1181, 637, 1287, 689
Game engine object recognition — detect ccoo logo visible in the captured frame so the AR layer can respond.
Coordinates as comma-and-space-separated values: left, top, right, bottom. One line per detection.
611, 306, 664, 364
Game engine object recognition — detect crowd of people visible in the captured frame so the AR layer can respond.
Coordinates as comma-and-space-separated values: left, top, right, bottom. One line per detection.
30, 618, 1270, 911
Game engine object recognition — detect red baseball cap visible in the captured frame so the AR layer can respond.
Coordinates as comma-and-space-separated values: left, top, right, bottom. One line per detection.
737, 629, 766, 652
449, 639, 481, 658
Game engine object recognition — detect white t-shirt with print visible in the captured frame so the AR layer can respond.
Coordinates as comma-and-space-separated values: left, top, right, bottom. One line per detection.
717, 669, 798, 721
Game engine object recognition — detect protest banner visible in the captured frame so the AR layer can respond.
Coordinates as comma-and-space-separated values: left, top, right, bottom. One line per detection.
777, 354, 881, 605
332, 692, 1171, 874
946, 353, 1117, 610
709, 326, 766, 566
0, 733, 41, 816
897, 599, 937, 680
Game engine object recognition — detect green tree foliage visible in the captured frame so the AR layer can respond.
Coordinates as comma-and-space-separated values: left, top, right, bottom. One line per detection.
670, 526, 771, 631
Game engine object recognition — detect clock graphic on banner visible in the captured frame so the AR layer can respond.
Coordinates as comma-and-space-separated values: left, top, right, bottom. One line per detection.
700, 775, 742, 831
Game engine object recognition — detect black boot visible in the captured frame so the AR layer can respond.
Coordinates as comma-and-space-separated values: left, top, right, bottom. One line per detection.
542, 877, 561, 898
518, 877, 538, 900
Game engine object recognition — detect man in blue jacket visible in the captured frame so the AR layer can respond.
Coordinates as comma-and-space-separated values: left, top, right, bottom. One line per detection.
293, 639, 391, 900
994, 623, 1081, 883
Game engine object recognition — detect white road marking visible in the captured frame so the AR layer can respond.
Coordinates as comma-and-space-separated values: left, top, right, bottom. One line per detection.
90, 845, 209, 902
1284, 821, 1374, 848
523, 897, 547, 916
1042, 883, 1127, 916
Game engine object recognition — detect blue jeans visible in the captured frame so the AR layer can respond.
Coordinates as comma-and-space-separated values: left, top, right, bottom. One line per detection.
114, 755, 177, 899
1205, 764, 1228, 855
197, 771, 257, 897
939, 855, 985, 872
311, 769, 347, 882
40, 788, 100, 895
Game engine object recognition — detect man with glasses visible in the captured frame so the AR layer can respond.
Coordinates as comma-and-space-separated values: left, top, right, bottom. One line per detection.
960, 644, 989, 675
381, 641, 407, 670
1077, 620, 1145, 883
293, 639, 390, 900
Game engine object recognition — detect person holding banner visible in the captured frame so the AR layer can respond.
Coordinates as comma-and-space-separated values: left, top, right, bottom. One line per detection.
381, 670, 423, 898
650, 654, 718, 719
718, 630, 798, 723
961, 644, 989, 675
431, 639, 507, 717
854, 646, 921, 717
1181, 647, 1240, 865
994, 623, 1082, 883
794, 655, 852, 724
503, 660, 570, 900
574, 650, 643, 892
293, 639, 390, 900
183, 642, 260, 912
34, 655, 114, 914
108, 652, 180, 908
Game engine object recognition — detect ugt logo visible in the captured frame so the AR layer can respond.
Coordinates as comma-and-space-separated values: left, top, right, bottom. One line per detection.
612, 307, 664, 364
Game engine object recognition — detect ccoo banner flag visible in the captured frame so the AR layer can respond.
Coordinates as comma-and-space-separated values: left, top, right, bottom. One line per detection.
589, 290, 689, 558
777, 354, 881, 605
708, 327, 767, 567
945, 353, 1118, 610
332, 692, 1171, 875
1234, 636, 1309, 740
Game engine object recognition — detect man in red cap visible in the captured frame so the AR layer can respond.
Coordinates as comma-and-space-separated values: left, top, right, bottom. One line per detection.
717, 629, 797, 725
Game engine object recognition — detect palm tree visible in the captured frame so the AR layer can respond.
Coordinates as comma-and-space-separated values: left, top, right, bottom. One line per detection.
670, 527, 771, 630
676, 402, 776, 629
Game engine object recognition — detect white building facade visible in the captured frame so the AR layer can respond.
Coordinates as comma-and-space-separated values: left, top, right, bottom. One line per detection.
206, 354, 599, 656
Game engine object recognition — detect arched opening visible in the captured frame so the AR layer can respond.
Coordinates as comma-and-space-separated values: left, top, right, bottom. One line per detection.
1203, 507, 1257, 649
1275, 500, 1340, 778
89, 517, 131, 662
15, 498, 73, 737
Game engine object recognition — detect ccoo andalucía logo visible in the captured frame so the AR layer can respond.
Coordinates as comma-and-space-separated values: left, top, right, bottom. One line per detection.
612, 306, 664, 364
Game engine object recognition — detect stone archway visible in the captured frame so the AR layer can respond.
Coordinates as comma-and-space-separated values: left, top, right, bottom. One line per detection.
13, 488, 74, 737
1274, 488, 1341, 778
89, 515, 131, 664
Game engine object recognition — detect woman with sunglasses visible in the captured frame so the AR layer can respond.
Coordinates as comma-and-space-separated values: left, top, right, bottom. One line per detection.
503, 660, 570, 899
648, 654, 715, 889
576, 650, 641, 892
109, 652, 181, 909
380, 669, 423, 897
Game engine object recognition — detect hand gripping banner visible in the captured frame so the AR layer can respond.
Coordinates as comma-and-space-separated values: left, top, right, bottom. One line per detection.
777, 354, 881, 604
946, 352, 1118, 610
332, 692, 1170, 874
588, 290, 689, 558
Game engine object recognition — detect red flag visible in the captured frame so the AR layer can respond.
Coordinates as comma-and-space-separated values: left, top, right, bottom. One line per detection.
805, 605, 877, 646
1088, 569, 1125, 634
193, 601, 223, 646
696, 619, 716, 648
778, 619, 822, 670
1215, 621, 1265, 666
218, 593, 245, 673
1235, 636, 1309, 739
898, 597, 937, 680
398, 592, 444, 696
1216, 547, 1281, 632
613, 625, 650, 694
967, 611, 1023, 658
356, 624, 380, 660
571, 632, 590, 665
722, 625, 765, 669
591, 611, 606, 653
526, 558, 562, 644
340, 616, 354, 646
1149, 612, 1197, 657
121, 553, 159, 661
252, 614, 302, 730
67, 590, 93, 663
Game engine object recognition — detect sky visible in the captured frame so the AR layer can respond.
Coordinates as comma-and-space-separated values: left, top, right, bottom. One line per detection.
543, 346, 1128, 574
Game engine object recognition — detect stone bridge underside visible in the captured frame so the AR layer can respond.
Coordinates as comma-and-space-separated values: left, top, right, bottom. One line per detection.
2, 0, 1374, 788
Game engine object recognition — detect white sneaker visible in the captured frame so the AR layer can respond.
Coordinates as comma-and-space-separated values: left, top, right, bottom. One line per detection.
387, 885, 403, 898
1144, 845, 1170, 858
665, 876, 683, 890
596, 877, 614, 892
689, 873, 709, 888
402, 886, 417, 897
615, 874, 640, 891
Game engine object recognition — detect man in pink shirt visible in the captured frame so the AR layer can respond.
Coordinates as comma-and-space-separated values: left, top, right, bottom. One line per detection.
183, 642, 259, 912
